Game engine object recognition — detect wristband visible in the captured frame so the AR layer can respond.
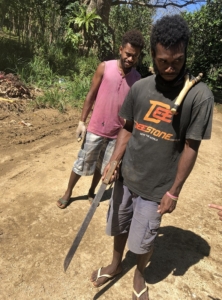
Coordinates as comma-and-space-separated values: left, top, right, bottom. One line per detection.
166, 191, 178, 201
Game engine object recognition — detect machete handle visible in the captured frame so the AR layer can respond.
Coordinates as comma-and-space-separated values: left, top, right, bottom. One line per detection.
171, 73, 203, 114
103, 161, 118, 185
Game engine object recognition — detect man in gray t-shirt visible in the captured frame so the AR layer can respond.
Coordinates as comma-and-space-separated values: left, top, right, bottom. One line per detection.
90, 15, 214, 300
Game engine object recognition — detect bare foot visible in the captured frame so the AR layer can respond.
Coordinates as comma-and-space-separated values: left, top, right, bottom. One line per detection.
56, 191, 71, 209
132, 271, 149, 300
90, 265, 122, 288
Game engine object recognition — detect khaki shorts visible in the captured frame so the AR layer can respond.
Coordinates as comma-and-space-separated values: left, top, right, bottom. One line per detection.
73, 131, 116, 176
106, 180, 162, 254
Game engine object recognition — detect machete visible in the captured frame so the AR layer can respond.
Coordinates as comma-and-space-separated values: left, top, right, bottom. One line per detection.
64, 160, 118, 272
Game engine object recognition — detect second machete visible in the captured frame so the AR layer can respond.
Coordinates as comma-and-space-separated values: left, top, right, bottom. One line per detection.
64, 160, 118, 272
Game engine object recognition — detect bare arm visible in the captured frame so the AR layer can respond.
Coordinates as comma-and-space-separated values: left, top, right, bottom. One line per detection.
208, 204, 222, 221
102, 120, 133, 181
80, 62, 105, 122
110, 120, 133, 161
157, 139, 201, 215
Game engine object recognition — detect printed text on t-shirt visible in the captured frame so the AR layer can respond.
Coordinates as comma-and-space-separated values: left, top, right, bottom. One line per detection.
143, 100, 172, 123
135, 100, 174, 141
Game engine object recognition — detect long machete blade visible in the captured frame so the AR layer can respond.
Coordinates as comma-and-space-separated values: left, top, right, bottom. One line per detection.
64, 160, 117, 272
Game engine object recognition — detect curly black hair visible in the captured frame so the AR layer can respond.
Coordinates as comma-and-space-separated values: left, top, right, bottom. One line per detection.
122, 30, 145, 50
150, 15, 190, 54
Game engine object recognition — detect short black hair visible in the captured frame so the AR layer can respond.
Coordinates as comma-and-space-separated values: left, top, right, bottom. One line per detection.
150, 15, 190, 54
122, 30, 145, 50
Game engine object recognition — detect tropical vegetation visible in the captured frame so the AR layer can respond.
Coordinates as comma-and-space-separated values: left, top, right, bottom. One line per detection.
0, 0, 221, 109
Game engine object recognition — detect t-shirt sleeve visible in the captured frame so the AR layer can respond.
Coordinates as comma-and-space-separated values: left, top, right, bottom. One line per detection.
119, 86, 135, 122
186, 95, 214, 140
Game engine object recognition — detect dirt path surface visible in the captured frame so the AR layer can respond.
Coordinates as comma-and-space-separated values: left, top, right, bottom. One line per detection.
0, 105, 222, 300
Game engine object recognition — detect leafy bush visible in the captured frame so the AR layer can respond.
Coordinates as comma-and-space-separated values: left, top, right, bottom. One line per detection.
18, 56, 54, 87
109, 4, 154, 63
32, 54, 99, 110
184, 0, 222, 91
0, 36, 33, 73
34, 87, 67, 112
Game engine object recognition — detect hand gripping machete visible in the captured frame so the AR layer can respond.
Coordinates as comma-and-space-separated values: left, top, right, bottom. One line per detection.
64, 160, 118, 272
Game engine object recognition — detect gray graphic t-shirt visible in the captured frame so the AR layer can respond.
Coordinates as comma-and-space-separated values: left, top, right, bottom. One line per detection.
119, 75, 214, 202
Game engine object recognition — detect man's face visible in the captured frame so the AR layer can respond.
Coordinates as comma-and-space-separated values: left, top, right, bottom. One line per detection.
119, 43, 141, 69
152, 43, 186, 81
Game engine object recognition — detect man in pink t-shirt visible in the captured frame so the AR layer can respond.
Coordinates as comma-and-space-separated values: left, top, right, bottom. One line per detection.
57, 30, 144, 209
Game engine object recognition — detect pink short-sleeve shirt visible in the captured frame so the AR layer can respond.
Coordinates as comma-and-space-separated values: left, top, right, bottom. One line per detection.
87, 60, 141, 139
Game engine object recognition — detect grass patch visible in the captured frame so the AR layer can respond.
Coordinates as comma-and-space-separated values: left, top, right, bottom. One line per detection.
33, 75, 91, 112
28, 55, 99, 111
33, 87, 68, 112
19, 56, 55, 87
0, 34, 100, 111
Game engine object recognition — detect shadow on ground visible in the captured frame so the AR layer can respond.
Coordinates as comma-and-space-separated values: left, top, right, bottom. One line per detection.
93, 226, 210, 299
145, 226, 210, 283
67, 187, 113, 206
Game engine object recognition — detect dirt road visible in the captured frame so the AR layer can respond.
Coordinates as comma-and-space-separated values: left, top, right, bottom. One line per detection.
0, 105, 222, 300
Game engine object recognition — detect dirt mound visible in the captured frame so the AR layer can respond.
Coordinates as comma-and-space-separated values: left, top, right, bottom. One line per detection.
0, 71, 34, 99
0, 71, 37, 114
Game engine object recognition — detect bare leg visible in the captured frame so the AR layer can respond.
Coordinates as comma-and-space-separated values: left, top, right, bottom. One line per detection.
90, 233, 128, 287
132, 247, 153, 300
57, 170, 81, 208
88, 168, 102, 198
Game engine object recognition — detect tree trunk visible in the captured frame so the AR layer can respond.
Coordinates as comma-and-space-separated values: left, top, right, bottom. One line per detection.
84, 0, 112, 25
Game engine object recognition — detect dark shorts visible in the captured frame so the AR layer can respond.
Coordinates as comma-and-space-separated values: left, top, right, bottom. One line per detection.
106, 180, 162, 254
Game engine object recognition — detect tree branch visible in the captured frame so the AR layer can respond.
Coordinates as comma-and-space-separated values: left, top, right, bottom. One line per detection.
111, 0, 207, 9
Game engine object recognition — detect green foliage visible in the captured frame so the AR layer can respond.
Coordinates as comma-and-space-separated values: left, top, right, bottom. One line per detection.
109, 4, 154, 76
183, 0, 222, 91
0, 36, 33, 73
74, 7, 101, 32
1, 0, 64, 48
5, 0, 220, 111
63, 2, 113, 60
109, 4, 154, 58
0, 27, 99, 110
34, 76, 90, 111
19, 56, 54, 86
67, 75, 91, 105
86, 20, 114, 61
64, 3, 101, 52
65, 54, 99, 104
63, 2, 83, 48
65, 27, 83, 49
32, 54, 99, 110
73, 54, 99, 77
35, 87, 68, 112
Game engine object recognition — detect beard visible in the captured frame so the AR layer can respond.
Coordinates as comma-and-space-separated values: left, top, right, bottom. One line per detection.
119, 57, 133, 69
153, 59, 187, 86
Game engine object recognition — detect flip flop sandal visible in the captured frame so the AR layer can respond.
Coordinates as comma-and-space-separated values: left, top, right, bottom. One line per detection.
57, 198, 69, 209
133, 283, 149, 299
92, 267, 115, 288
